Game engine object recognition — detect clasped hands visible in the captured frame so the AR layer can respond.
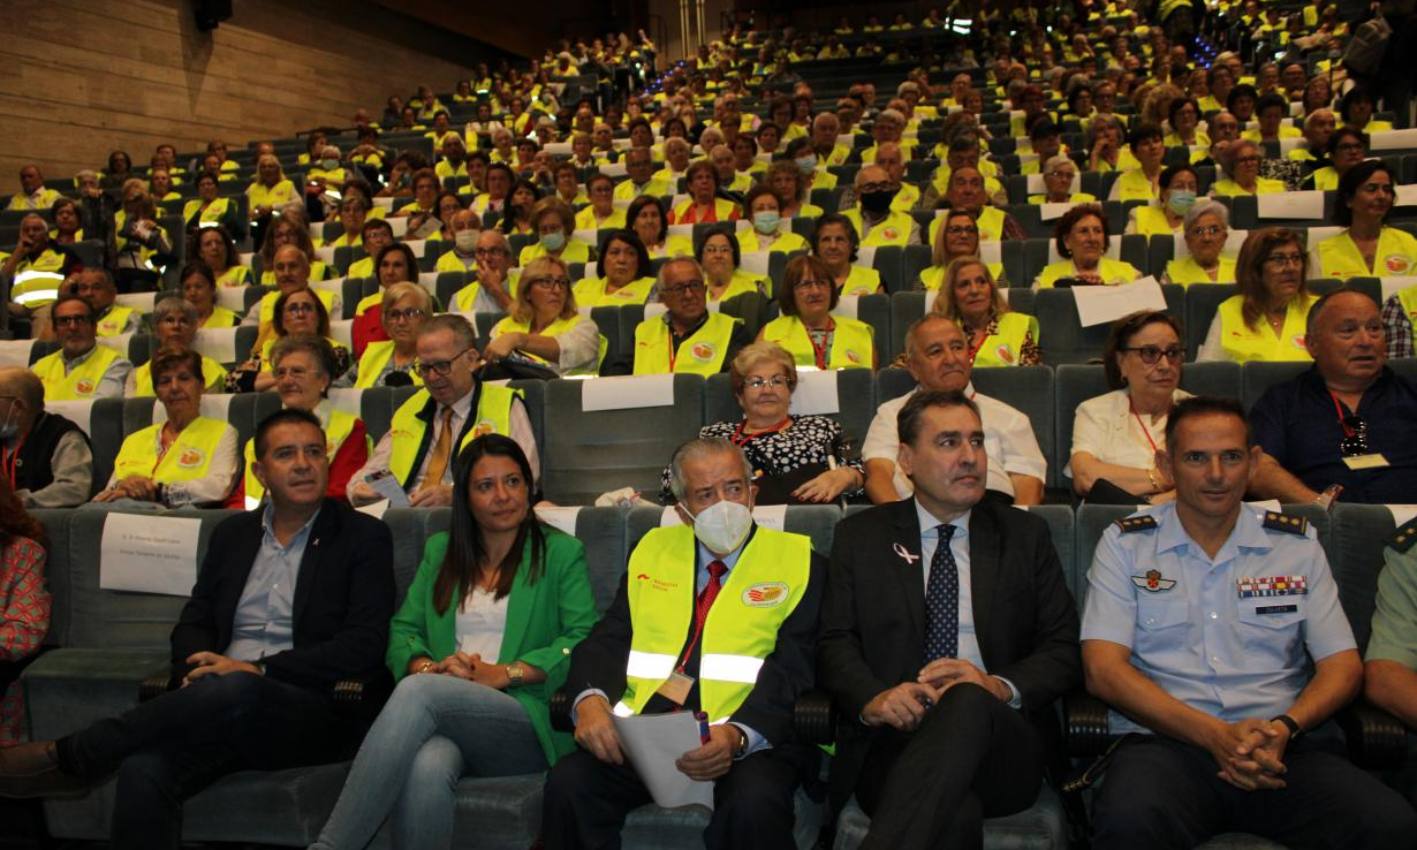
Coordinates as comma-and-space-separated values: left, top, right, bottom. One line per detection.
420, 651, 511, 689
1203, 717, 1291, 791
94, 475, 159, 502
861, 658, 1011, 731
574, 694, 738, 781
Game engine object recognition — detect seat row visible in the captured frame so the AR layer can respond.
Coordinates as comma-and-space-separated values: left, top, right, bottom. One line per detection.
24, 499, 1412, 848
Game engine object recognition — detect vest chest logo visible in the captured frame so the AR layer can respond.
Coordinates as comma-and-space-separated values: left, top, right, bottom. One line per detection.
472, 420, 496, 438
1292, 334, 1306, 349
742, 582, 789, 606
881, 227, 900, 241
996, 344, 1014, 364
844, 348, 862, 365
691, 342, 715, 362
75, 378, 95, 395
177, 447, 205, 468
1385, 254, 1411, 274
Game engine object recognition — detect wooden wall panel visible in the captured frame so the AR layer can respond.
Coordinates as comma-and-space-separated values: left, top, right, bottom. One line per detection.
0, 0, 484, 192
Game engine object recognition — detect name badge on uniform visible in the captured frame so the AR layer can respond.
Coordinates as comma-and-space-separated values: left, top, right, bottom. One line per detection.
1342, 453, 1390, 470
1237, 576, 1308, 598
655, 671, 695, 707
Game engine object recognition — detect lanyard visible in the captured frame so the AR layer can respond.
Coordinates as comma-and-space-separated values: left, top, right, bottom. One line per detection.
808, 318, 835, 369
730, 416, 792, 447
676, 565, 725, 672
1329, 391, 1357, 437
0, 436, 22, 489
1129, 401, 1160, 455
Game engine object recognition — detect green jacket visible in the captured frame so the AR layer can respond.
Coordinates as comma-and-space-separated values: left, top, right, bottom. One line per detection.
386, 526, 599, 764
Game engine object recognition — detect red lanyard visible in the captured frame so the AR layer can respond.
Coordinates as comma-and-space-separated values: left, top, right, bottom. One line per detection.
0, 436, 21, 489
676, 564, 726, 672
1130, 401, 1160, 455
1329, 391, 1357, 437
730, 417, 792, 447
808, 318, 835, 369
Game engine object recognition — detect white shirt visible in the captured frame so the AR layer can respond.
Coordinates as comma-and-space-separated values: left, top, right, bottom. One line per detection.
1067, 388, 1192, 478
456, 587, 510, 661
862, 385, 1047, 499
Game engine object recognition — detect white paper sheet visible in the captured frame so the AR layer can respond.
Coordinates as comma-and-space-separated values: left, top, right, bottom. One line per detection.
114, 292, 157, 314
327, 387, 364, 416
581, 374, 676, 411
1380, 276, 1417, 302
854, 245, 877, 270
1039, 202, 1072, 222
611, 712, 714, 810
99, 512, 203, 596
216, 286, 250, 313
329, 319, 354, 349
365, 471, 411, 507
1367, 128, 1417, 151
95, 332, 133, 355
832, 296, 860, 320
789, 370, 841, 415
1073, 277, 1168, 327
740, 251, 771, 276
1256, 191, 1324, 220
1385, 505, 1417, 529
1398, 184, 1417, 207
46, 400, 94, 435
356, 499, 391, 519
534, 505, 582, 536
0, 339, 36, 368
193, 327, 239, 363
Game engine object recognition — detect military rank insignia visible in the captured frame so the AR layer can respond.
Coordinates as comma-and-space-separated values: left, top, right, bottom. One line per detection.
1261, 511, 1308, 536
1115, 515, 1158, 534
1237, 576, 1308, 598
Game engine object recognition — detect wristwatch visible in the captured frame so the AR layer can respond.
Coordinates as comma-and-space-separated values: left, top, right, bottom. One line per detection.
732, 725, 749, 759
1270, 713, 1303, 741
506, 663, 524, 687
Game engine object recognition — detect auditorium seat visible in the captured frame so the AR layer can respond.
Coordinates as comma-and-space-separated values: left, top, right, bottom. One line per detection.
1034, 284, 1184, 365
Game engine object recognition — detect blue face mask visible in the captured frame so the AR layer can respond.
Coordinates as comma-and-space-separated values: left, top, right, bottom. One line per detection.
1166, 189, 1197, 216
795, 155, 817, 174
540, 231, 567, 252
752, 211, 781, 233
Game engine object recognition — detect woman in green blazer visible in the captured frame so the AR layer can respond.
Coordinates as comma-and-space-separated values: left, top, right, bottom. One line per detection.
311, 435, 598, 850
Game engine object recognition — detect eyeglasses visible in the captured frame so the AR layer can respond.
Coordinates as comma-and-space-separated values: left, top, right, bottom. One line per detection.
1340, 415, 1370, 457
793, 278, 831, 291
415, 346, 477, 377
1335, 142, 1365, 153
1265, 252, 1304, 267
702, 244, 734, 255
473, 247, 508, 257
528, 277, 571, 290
1234, 155, 1261, 165
53, 315, 92, 327
858, 182, 892, 193
662, 280, 706, 296
1046, 170, 1076, 179
1188, 225, 1225, 238
744, 376, 794, 390
285, 302, 317, 315
272, 365, 321, 380
385, 307, 426, 322
945, 225, 979, 236
1121, 345, 1185, 364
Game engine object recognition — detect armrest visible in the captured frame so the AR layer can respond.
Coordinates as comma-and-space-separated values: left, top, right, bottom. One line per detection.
1337, 700, 1410, 771
138, 667, 177, 703
793, 689, 837, 745
1063, 690, 1113, 758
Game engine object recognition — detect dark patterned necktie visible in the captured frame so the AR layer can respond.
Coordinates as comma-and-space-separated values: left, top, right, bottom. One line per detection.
924, 524, 959, 663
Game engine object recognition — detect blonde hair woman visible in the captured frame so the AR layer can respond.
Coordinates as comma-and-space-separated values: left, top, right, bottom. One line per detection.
931, 257, 1039, 366
484, 257, 602, 376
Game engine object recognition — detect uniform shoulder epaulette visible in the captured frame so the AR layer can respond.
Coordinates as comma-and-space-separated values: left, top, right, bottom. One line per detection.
1389, 517, 1417, 553
1115, 514, 1158, 534
1262, 511, 1308, 536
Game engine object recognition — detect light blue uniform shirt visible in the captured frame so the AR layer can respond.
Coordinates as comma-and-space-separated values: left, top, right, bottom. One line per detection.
224, 505, 321, 663
1082, 502, 1356, 734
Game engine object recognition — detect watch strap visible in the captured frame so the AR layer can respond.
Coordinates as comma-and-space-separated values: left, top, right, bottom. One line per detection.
1271, 713, 1302, 740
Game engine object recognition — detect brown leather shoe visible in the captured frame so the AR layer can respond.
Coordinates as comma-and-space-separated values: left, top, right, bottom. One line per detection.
0, 741, 88, 799
0, 741, 59, 778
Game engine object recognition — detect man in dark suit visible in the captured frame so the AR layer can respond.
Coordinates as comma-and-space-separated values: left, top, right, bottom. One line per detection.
819, 389, 1081, 849
542, 437, 824, 850
0, 408, 395, 850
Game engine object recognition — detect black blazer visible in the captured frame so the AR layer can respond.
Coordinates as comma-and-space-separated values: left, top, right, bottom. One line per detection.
564, 525, 826, 747
817, 498, 1081, 795
169, 499, 396, 699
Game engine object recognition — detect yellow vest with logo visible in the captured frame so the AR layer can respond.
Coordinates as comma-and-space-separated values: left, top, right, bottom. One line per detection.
216, 266, 251, 287
491, 314, 605, 376
634, 312, 739, 375
132, 355, 228, 396
355, 340, 425, 389
762, 314, 874, 369
616, 524, 810, 722
1315, 228, 1417, 280
1114, 168, 1159, 201
388, 385, 522, 489
32, 346, 121, 401
243, 409, 358, 509
1164, 255, 1238, 286
572, 276, 656, 307
969, 312, 1038, 367
1216, 294, 1317, 363
518, 238, 593, 268
837, 265, 882, 297
842, 208, 913, 247
112, 416, 228, 484
575, 205, 628, 232
96, 306, 136, 337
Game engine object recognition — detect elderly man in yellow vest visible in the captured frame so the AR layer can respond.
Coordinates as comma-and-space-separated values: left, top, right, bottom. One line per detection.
840, 165, 922, 248
30, 295, 132, 401
348, 314, 538, 508
6, 165, 60, 212
68, 268, 140, 337
542, 437, 825, 850
632, 258, 751, 375
841, 143, 920, 214
240, 245, 339, 336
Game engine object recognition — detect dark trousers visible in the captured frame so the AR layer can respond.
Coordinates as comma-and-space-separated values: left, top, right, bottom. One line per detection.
542, 744, 809, 850
855, 683, 1044, 850
1091, 734, 1417, 850
54, 671, 359, 850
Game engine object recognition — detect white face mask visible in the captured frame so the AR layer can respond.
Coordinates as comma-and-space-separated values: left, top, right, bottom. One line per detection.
684, 499, 753, 554
454, 230, 479, 252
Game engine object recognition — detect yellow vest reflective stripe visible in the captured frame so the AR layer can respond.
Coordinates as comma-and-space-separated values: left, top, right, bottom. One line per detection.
132, 355, 228, 396
841, 209, 913, 247
970, 312, 1038, 366
96, 306, 135, 337
1164, 256, 1238, 286
258, 288, 336, 328
355, 340, 424, 389
761, 315, 874, 369
112, 416, 228, 484
1216, 294, 1316, 362
10, 251, 70, 306
615, 524, 810, 722
1315, 228, 1417, 280
32, 346, 120, 400
244, 409, 357, 509
572, 276, 656, 307
634, 312, 739, 375
387, 384, 522, 489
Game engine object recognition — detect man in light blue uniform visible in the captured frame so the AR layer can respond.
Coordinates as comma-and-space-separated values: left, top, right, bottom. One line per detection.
1081, 396, 1416, 850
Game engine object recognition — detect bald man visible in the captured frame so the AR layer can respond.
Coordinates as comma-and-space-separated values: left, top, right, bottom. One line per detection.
0, 367, 94, 507
240, 244, 340, 333
840, 164, 922, 247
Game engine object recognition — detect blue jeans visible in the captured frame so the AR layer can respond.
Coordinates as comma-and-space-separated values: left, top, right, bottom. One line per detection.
310, 672, 548, 850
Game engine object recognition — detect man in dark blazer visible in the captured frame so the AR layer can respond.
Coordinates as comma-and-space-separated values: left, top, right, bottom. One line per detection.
0, 409, 395, 850
819, 389, 1081, 849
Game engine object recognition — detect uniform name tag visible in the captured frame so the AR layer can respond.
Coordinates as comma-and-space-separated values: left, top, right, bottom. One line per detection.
1342, 453, 1390, 470
1255, 604, 1298, 615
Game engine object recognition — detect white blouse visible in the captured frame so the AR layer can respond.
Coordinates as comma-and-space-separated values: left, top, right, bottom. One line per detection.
455, 587, 510, 662
1067, 387, 1193, 478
